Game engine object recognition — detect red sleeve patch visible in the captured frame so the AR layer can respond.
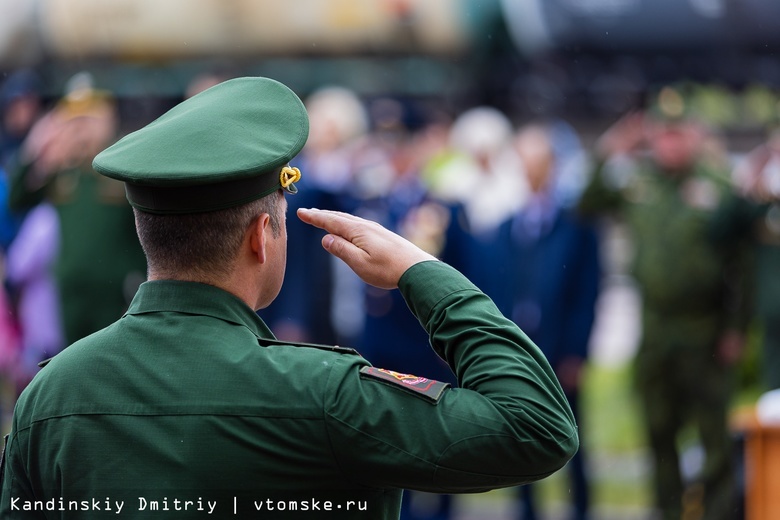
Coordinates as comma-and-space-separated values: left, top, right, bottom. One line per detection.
359, 366, 450, 403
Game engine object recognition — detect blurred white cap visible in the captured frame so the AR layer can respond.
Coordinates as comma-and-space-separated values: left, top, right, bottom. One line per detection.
449, 106, 513, 158
306, 86, 369, 146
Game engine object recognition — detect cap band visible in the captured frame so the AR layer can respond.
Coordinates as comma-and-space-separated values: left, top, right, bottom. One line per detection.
126, 168, 285, 214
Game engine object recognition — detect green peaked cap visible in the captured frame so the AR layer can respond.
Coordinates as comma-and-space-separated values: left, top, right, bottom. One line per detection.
93, 76, 309, 214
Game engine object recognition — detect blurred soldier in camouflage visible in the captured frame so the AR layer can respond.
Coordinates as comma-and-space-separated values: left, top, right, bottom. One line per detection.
8, 74, 146, 348
579, 87, 750, 520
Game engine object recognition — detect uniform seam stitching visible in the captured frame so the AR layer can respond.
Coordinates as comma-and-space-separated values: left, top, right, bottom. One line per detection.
322, 359, 356, 485
15, 412, 324, 434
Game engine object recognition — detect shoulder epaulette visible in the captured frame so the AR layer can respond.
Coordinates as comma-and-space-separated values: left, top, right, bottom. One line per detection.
256, 337, 359, 355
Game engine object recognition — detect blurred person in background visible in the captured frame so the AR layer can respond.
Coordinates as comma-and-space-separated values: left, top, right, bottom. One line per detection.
578, 86, 750, 520
425, 106, 527, 238
7, 73, 146, 350
721, 126, 780, 391
342, 97, 464, 386
498, 123, 600, 520
0, 68, 46, 429
4, 199, 61, 393
0, 69, 44, 250
259, 85, 370, 346
0, 69, 43, 171
341, 98, 469, 520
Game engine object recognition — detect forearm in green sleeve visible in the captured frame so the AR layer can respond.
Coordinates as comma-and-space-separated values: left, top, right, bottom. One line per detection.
399, 261, 578, 474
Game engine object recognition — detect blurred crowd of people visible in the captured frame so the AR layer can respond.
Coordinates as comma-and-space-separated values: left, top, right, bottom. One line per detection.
1, 67, 779, 520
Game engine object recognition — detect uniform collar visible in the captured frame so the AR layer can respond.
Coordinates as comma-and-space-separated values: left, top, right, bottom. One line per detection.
125, 280, 275, 340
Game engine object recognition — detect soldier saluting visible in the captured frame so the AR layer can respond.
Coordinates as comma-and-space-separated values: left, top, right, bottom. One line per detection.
1, 77, 577, 519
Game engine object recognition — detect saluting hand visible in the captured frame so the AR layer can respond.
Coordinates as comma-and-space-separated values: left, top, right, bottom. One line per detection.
297, 208, 438, 290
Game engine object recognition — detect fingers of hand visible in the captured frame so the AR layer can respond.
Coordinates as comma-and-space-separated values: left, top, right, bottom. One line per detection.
298, 208, 360, 229
322, 233, 362, 260
298, 208, 374, 245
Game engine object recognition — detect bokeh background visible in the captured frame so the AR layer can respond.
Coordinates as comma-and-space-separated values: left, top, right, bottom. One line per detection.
4, 0, 780, 147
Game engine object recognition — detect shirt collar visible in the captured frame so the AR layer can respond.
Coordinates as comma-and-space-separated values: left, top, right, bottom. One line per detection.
125, 280, 275, 340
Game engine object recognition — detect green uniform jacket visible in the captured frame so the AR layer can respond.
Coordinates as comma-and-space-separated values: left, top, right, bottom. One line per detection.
579, 158, 750, 345
8, 160, 147, 344
0, 261, 578, 519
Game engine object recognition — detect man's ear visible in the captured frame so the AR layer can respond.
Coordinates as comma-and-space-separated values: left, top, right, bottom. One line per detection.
249, 214, 270, 264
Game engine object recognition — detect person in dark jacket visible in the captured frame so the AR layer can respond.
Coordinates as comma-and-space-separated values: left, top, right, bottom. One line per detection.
477, 123, 601, 520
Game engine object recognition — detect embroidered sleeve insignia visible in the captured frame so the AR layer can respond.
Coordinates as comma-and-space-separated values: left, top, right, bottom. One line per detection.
359, 366, 450, 403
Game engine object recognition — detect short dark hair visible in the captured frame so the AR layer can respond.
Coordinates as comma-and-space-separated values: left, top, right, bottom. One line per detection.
135, 190, 284, 281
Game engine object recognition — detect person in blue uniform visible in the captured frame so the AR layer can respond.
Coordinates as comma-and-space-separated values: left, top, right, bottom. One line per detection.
480, 124, 601, 520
